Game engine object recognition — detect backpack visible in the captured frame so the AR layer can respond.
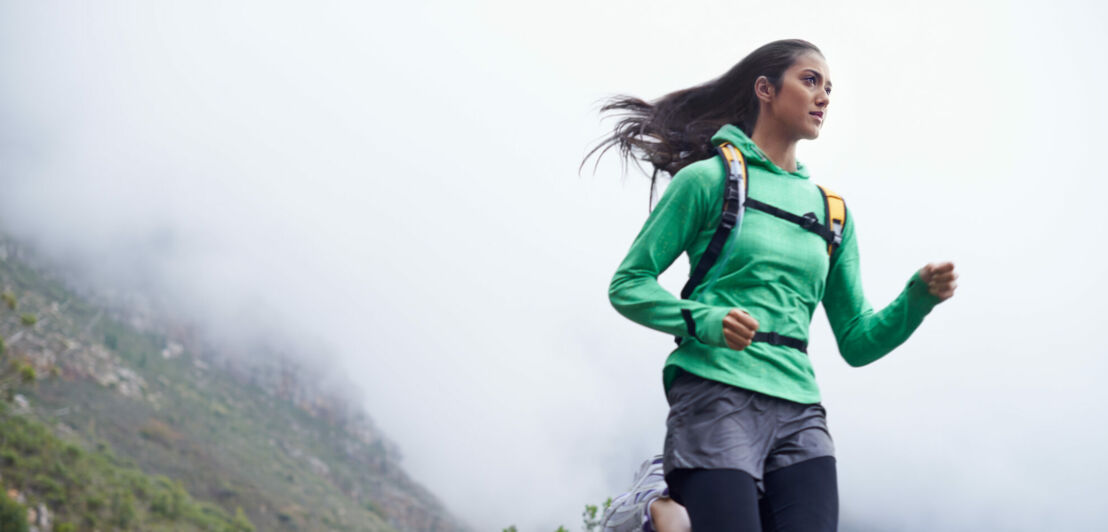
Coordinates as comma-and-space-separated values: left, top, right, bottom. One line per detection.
674, 141, 846, 351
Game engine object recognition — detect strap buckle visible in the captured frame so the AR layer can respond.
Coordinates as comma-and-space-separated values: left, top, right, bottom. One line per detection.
721, 210, 738, 226
800, 212, 820, 230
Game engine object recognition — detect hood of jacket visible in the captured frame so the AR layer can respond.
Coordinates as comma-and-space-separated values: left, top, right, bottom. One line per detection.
710, 124, 810, 180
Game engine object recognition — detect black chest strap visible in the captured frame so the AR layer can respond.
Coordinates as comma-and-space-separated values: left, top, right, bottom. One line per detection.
744, 198, 839, 249
753, 332, 807, 353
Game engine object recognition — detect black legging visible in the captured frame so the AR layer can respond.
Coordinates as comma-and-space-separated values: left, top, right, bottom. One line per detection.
666, 456, 838, 531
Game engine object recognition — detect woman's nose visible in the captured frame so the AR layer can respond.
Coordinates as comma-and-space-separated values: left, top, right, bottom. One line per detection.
815, 92, 829, 109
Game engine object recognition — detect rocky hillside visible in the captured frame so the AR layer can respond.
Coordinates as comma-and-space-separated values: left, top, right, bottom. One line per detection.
0, 233, 470, 532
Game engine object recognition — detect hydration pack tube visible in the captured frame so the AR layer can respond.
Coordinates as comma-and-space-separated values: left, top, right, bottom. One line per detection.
679, 143, 748, 301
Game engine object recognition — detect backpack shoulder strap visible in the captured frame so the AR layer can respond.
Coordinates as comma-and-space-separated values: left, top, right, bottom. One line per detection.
679, 142, 748, 301
675, 143, 748, 346
816, 184, 846, 256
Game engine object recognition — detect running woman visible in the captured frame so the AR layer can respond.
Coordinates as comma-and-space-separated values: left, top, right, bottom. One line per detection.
587, 39, 958, 531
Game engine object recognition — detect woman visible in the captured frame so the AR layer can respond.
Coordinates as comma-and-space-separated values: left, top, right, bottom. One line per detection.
588, 39, 957, 530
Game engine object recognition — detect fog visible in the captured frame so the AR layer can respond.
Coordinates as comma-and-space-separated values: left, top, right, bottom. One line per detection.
2, 1, 1106, 530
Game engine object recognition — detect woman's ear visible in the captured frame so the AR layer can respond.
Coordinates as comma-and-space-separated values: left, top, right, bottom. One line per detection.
755, 75, 775, 104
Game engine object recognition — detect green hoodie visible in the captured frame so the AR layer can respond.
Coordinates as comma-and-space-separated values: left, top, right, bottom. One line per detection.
609, 124, 940, 404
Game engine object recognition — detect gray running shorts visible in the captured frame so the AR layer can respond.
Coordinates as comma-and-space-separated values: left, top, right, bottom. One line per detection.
662, 370, 835, 494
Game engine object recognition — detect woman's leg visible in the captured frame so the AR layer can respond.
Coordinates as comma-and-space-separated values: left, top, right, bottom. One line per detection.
758, 456, 838, 532
666, 468, 761, 530
649, 497, 691, 532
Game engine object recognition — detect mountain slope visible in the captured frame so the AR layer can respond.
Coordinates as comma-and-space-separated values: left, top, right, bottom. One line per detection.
0, 234, 469, 532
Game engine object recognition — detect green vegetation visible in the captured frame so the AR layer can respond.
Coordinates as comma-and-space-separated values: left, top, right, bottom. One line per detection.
582, 498, 611, 531
18, 363, 35, 384
0, 244, 260, 530
2, 290, 16, 310
0, 407, 252, 531
138, 418, 180, 448
230, 507, 255, 532
505, 498, 612, 532
0, 361, 36, 402
0, 489, 29, 532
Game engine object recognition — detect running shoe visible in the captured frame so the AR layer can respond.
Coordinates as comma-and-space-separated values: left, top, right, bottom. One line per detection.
600, 454, 667, 532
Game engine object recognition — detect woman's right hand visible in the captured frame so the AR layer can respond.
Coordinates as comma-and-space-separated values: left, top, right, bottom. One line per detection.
723, 309, 760, 351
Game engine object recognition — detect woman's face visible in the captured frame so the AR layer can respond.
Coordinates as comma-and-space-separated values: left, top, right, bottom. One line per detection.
765, 52, 832, 140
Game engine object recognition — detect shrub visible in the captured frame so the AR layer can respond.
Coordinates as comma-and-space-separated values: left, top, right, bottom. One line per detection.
125, 472, 151, 500
111, 490, 136, 528
1, 448, 19, 467
32, 473, 66, 506
85, 493, 105, 513
20, 314, 36, 326
18, 364, 35, 383
1, 291, 16, 310
8, 420, 48, 454
583, 499, 611, 532
139, 419, 180, 448
150, 478, 188, 519
150, 489, 174, 518
47, 459, 78, 488
63, 443, 82, 462
364, 499, 386, 519
0, 490, 28, 532
228, 507, 255, 532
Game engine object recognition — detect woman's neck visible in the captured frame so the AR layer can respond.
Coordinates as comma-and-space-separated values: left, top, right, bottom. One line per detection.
750, 121, 799, 173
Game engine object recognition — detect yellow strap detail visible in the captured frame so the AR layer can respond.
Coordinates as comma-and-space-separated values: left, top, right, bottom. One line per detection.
718, 142, 747, 189
817, 184, 846, 255
718, 142, 737, 166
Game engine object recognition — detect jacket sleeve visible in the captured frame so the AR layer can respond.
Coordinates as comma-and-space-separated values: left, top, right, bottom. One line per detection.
822, 208, 941, 367
608, 164, 733, 348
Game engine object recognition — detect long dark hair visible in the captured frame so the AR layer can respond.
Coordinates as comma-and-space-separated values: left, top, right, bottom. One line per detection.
582, 39, 822, 203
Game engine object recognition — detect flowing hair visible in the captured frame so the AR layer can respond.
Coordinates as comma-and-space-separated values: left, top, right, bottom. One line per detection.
582, 39, 823, 206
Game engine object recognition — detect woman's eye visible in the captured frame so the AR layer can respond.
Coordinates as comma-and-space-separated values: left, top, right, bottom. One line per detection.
804, 77, 816, 85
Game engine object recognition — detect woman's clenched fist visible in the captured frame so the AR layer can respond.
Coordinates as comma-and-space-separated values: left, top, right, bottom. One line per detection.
723, 309, 760, 351
919, 262, 958, 302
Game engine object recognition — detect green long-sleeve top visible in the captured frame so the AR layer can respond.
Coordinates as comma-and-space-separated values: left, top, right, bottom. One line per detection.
609, 124, 940, 404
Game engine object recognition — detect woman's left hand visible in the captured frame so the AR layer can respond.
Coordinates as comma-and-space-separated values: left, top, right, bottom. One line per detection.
919, 262, 958, 302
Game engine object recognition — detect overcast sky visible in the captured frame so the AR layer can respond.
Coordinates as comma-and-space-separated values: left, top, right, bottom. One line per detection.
2, 1, 1107, 530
